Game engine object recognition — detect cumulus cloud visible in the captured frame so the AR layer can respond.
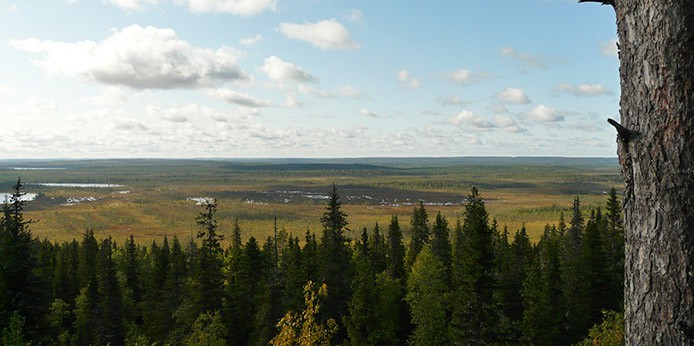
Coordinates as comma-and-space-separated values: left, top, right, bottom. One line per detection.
285, 96, 303, 108
601, 38, 619, 57
0, 0, 17, 12
489, 104, 508, 114
500, 46, 555, 69
494, 115, 524, 133
360, 108, 380, 118
260, 56, 317, 83
346, 9, 364, 23
527, 105, 564, 122
212, 88, 272, 107
240, 34, 263, 46
77, 87, 129, 106
26, 96, 58, 114
297, 85, 334, 98
147, 105, 190, 123
495, 87, 530, 104
110, 118, 150, 132
182, 0, 276, 15
448, 110, 495, 130
10, 25, 247, 89
278, 19, 359, 51
555, 83, 613, 96
105, 0, 159, 11
397, 70, 420, 89
444, 68, 486, 85
0, 84, 15, 94
437, 95, 467, 106
467, 135, 482, 145
340, 85, 368, 99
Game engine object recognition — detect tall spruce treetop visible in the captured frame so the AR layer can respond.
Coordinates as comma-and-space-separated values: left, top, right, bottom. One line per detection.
386, 215, 406, 280
405, 202, 429, 271
450, 186, 497, 344
317, 184, 351, 343
196, 200, 223, 257
430, 212, 452, 279
320, 184, 349, 236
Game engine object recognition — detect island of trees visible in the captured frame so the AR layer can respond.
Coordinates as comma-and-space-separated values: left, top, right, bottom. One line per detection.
1, 179, 624, 345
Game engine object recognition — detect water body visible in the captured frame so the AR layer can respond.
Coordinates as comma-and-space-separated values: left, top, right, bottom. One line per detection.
31, 183, 123, 188
1, 193, 38, 202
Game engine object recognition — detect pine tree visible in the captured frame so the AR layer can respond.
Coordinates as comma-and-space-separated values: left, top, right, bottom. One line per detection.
604, 188, 624, 309
369, 222, 387, 275
581, 209, 612, 326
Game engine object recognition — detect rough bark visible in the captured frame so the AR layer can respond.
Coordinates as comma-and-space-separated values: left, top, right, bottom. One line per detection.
611, 0, 694, 344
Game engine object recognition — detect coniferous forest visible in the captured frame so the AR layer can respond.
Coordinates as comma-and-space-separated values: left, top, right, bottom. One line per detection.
0, 179, 624, 345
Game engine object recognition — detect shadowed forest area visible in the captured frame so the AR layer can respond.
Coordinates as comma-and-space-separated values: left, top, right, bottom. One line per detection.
1, 178, 624, 345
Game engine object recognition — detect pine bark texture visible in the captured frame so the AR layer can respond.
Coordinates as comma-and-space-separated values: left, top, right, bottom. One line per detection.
614, 0, 694, 344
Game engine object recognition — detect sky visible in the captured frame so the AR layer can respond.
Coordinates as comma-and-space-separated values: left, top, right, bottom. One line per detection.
0, 0, 620, 159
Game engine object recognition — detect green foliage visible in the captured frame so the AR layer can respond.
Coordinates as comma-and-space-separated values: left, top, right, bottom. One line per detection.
386, 215, 406, 280
575, 311, 624, 346
270, 281, 338, 346
185, 311, 227, 346
406, 247, 449, 346
2, 311, 30, 346
405, 202, 429, 271
449, 187, 498, 344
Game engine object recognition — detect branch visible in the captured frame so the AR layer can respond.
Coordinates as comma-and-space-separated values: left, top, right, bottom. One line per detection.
578, 0, 614, 6
607, 118, 631, 143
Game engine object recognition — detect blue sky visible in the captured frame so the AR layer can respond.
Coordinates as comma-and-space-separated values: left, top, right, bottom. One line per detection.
0, 0, 619, 158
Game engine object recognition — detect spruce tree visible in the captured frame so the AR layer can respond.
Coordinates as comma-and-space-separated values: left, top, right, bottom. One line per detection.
405, 202, 429, 271
344, 230, 379, 346
430, 212, 452, 280
406, 246, 449, 346
317, 184, 351, 342
449, 187, 497, 344
561, 196, 589, 343
95, 238, 124, 346
385, 215, 405, 281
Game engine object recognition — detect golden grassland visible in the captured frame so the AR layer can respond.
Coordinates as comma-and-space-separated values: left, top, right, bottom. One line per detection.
1, 158, 621, 245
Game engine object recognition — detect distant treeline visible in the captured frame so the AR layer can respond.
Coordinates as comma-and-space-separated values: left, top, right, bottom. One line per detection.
0, 179, 624, 345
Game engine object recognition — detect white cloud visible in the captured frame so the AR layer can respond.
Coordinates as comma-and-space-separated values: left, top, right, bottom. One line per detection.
346, 9, 364, 23
436, 95, 467, 106
494, 115, 524, 133
0, 0, 17, 12
285, 96, 303, 108
496, 87, 530, 104
147, 105, 190, 123
240, 34, 263, 46
397, 70, 420, 89
445, 68, 486, 85
278, 19, 359, 51
448, 110, 494, 129
340, 84, 367, 99
601, 38, 619, 57
77, 87, 129, 106
360, 108, 379, 118
10, 25, 248, 89
110, 118, 150, 132
555, 83, 613, 96
105, 0, 159, 11
26, 96, 58, 114
212, 89, 272, 107
183, 0, 276, 15
500, 46, 553, 69
0, 84, 15, 94
260, 56, 317, 83
527, 105, 564, 122
297, 85, 334, 98
467, 135, 482, 145
489, 104, 508, 114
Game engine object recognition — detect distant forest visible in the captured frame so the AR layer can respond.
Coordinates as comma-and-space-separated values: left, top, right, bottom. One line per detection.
0, 179, 624, 345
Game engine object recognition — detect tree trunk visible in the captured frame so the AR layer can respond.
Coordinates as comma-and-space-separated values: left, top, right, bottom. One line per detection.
613, 0, 694, 344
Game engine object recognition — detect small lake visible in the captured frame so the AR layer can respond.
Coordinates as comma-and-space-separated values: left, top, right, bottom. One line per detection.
1, 193, 38, 202
30, 183, 123, 188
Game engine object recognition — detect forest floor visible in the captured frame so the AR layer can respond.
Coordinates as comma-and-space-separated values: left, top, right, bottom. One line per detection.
0, 157, 621, 244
